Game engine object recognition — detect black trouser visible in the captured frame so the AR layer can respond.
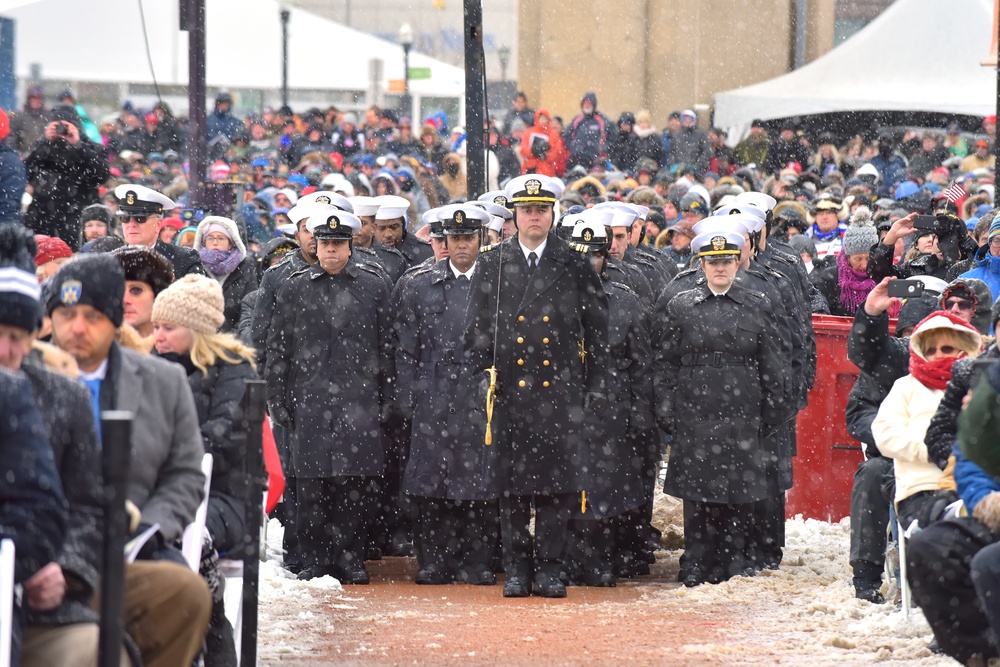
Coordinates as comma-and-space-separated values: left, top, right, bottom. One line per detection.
296, 476, 372, 570
680, 500, 753, 582
849, 456, 892, 577
416, 497, 499, 574
272, 425, 302, 568
500, 493, 574, 579
566, 517, 615, 579
750, 493, 785, 568
907, 517, 999, 663
373, 420, 414, 551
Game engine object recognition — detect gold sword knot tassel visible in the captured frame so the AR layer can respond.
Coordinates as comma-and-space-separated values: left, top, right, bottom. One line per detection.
484, 366, 498, 445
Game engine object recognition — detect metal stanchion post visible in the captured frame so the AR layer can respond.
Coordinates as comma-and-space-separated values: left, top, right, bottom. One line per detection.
240, 381, 266, 667
98, 411, 133, 667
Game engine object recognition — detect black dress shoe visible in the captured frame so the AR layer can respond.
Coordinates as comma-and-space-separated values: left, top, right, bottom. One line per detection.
415, 565, 454, 585
583, 570, 616, 587
283, 562, 304, 575
503, 576, 531, 597
339, 565, 371, 585
296, 565, 337, 581
366, 546, 383, 561
460, 566, 496, 586
682, 572, 704, 587
387, 536, 415, 557
533, 573, 567, 598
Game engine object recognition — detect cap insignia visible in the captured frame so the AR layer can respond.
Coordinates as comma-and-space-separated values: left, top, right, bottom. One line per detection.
125, 191, 136, 206
711, 236, 727, 251
493, 195, 507, 206
327, 215, 340, 229
454, 210, 464, 225
316, 195, 331, 204
582, 228, 594, 241
525, 179, 541, 196
60, 280, 82, 306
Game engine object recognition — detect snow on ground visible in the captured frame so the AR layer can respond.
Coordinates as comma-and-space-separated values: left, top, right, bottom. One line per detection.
257, 510, 953, 666
258, 519, 347, 661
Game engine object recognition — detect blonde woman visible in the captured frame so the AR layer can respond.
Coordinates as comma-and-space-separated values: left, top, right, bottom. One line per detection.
151, 273, 259, 666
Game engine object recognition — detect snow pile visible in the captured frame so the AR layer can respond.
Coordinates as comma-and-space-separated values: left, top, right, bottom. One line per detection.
644, 516, 951, 666
258, 519, 345, 660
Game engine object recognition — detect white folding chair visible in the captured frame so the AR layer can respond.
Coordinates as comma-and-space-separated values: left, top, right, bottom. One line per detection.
181, 454, 214, 572
898, 518, 920, 619
1, 538, 15, 667
220, 490, 268, 667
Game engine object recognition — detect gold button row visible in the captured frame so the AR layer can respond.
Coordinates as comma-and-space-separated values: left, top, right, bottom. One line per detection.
517, 379, 552, 388
517, 315, 551, 323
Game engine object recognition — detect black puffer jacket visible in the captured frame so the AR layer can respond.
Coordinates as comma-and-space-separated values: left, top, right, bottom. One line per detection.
925, 342, 1000, 470
845, 370, 891, 457
217, 258, 259, 334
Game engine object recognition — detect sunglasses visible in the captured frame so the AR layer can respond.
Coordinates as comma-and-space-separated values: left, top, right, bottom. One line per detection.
924, 345, 959, 357
945, 298, 974, 312
119, 214, 154, 224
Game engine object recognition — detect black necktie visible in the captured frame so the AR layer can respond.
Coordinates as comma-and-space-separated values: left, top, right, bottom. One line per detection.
456, 274, 469, 283
527, 251, 538, 274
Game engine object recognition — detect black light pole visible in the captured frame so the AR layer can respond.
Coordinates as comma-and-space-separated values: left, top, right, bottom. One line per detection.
400, 23, 413, 117
498, 44, 510, 83
184, 0, 207, 210
463, 0, 485, 199
995, 4, 1000, 167
281, 6, 290, 109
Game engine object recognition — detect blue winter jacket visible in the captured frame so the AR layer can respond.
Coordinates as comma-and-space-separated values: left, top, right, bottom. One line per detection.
0, 142, 26, 223
954, 445, 1000, 514
959, 244, 1000, 302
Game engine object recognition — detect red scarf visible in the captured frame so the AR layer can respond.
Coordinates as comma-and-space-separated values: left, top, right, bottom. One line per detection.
908, 354, 960, 391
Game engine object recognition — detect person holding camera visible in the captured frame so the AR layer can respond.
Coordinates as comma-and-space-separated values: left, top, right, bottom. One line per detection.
520, 109, 565, 177
23, 105, 109, 251
868, 207, 977, 284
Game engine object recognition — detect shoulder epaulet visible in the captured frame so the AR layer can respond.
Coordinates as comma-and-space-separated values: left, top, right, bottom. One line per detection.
608, 280, 636, 295
569, 242, 590, 254
289, 267, 312, 279
356, 263, 384, 279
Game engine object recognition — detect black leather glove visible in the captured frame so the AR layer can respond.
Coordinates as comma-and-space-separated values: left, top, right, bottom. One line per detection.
268, 404, 292, 429
760, 423, 780, 439
583, 391, 607, 414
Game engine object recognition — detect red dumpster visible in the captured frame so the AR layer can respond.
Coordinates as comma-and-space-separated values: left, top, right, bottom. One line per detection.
785, 314, 894, 522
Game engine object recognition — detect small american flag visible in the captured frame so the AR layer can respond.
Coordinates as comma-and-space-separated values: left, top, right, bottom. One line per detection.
940, 182, 966, 203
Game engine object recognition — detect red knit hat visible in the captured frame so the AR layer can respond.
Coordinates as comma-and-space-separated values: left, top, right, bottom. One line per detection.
34, 235, 72, 266
0, 110, 10, 142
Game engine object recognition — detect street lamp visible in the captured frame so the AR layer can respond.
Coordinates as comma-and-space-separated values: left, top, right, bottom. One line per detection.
497, 44, 510, 82
399, 23, 414, 118
280, 3, 290, 108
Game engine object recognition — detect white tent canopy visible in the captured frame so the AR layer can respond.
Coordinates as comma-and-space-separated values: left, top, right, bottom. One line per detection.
0, 0, 465, 107
713, 0, 997, 133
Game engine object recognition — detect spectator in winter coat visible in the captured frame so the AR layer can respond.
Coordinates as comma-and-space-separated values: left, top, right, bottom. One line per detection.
77, 204, 116, 246
805, 196, 848, 260
23, 105, 109, 251
206, 91, 243, 143
763, 122, 811, 176
869, 134, 909, 198
501, 91, 535, 138
194, 215, 259, 334
810, 206, 879, 317
609, 112, 638, 172
419, 123, 450, 173
520, 108, 565, 177
869, 211, 976, 285
660, 112, 680, 168
959, 215, 1000, 302
908, 132, 950, 181
0, 110, 26, 224
563, 92, 610, 171
632, 111, 662, 172
872, 311, 981, 529
152, 274, 261, 665
734, 120, 769, 168
111, 245, 174, 341
10, 86, 48, 155
331, 112, 365, 158
668, 109, 711, 176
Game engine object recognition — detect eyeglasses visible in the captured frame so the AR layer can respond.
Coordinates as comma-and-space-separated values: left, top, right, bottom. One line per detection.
990, 236, 1000, 248
119, 214, 154, 224
203, 234, 230, 243
945, 298, 974, 312
924, 345, 958, 357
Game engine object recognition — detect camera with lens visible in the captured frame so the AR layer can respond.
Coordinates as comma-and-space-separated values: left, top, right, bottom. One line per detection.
55, 122, 69, 137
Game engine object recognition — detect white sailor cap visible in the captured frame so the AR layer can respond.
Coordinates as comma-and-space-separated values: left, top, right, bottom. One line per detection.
713, 204, 766, 233
348, 196, 380, 218
421, 208, 441, 227
908, 274, 949, 296
373, 194, 410, 221
320, 173, 355, 197
593, 202, 640, 228
504, 175, 564, 206
558, 207, 615, 229
472, 200, 512, 221
114, 184, 175, 215
298, 190, 354, 213
478, 190, 510, 209
275, 188, 299, 205
692, 230, 745, 258
734, 191, 777, 215
695, 213, 755, 237
288, 202, 344, 225
276, 223, 297, 237
305, 207, 362, 238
